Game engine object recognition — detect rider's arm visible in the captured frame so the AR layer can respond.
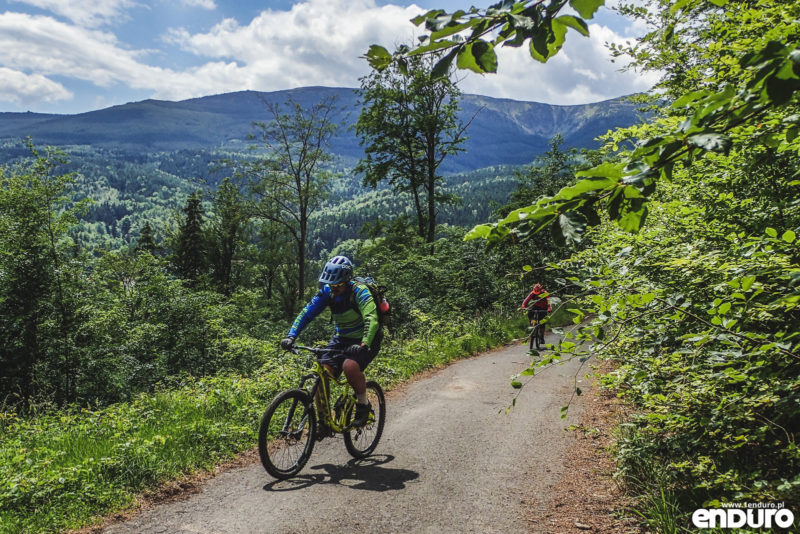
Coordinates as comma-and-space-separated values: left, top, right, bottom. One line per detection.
353, 285, 379, 348
287, 287, 330, 339
521, 290, 535, 309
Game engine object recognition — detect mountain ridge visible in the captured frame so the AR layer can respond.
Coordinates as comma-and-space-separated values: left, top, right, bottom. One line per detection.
0, 87, 642, 172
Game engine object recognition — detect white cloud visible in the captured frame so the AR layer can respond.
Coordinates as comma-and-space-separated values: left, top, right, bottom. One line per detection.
167, 0, 655, 104
8, 0, 139, 28
165, 0, 423, 92
458, 21, 658, 104
0, 13, 158, 86
0, 67, 73, 105
179, 0, 217, 9
0, 11, 274, 104
0, 0, 657, 111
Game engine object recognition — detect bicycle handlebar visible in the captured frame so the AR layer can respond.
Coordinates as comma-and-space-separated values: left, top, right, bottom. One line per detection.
288, 344, 347, 356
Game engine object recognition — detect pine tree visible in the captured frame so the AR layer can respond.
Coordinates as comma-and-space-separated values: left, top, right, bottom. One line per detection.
207, 178, 248, 295
171, 191, 206, 285
135, 221, 158, 254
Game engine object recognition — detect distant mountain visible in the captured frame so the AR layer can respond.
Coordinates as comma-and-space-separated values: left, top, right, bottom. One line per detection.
0, 87, 643, 172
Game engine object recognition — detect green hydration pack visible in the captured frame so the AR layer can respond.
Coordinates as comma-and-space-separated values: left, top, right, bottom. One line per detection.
352, 276, 391, 327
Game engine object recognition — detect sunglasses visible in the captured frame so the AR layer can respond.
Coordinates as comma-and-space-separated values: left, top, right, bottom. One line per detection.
330, 282, 347, 289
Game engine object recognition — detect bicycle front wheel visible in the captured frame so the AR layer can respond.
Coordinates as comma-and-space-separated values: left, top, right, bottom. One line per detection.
533, 325, 542, 350
258, 389, 316, 479
344, 381, 386, 459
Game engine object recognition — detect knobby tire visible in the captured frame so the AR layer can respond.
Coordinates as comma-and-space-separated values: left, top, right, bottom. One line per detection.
529, 324, 542, 351
258, 389, 317, 479
343, 381, 386, 459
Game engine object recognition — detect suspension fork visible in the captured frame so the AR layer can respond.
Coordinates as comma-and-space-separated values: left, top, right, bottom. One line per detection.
304, 373, 332, 424
278, 373, 320, 434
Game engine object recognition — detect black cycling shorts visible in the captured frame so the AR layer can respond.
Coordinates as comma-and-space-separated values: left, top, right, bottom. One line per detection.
319, 329, 383, 376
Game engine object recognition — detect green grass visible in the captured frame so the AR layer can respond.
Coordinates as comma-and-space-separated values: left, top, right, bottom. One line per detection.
0, 313, 526, 534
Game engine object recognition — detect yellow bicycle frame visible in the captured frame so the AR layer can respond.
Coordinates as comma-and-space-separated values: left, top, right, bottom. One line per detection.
307, 359, 359, 433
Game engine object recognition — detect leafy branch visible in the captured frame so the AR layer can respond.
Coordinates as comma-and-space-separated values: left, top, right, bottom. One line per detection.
365, 0, 604, 79
464, 39, 800, 245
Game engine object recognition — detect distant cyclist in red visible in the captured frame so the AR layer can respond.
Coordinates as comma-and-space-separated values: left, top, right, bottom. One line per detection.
521, 283, 552, 344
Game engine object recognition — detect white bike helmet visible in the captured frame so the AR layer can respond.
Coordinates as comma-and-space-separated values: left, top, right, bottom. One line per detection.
318, 256, 353, 286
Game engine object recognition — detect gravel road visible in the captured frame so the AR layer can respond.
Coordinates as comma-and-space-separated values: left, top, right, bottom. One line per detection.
104, 335, 586, 534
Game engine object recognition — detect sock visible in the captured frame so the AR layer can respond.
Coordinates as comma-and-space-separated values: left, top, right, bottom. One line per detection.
357, 393, 368, 404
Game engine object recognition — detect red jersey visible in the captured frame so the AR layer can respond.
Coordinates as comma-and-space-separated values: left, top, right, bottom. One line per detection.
522, 290, 551, 311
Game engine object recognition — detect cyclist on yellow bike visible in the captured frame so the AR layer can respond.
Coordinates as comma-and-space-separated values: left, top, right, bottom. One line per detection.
521, 283, 552, 344
281, 256, 383, 428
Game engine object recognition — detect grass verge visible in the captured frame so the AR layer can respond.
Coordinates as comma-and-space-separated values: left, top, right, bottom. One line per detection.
0, 313, 525, 534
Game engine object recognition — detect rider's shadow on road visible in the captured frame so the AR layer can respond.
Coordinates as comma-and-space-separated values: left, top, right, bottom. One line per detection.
263, 455, 418, 492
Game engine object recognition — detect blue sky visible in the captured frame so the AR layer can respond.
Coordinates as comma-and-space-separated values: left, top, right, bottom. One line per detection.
0, 0, 656, 114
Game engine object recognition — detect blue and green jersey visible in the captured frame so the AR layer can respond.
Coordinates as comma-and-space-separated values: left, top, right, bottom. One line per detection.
288, 281, 380, 347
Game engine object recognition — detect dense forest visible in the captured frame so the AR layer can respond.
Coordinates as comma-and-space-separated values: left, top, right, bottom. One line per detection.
2, 0, 799, 532
453, 0, 800, 531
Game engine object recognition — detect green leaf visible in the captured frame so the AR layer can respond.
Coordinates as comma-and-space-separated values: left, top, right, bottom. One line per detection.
550, 216, 566, 247
687, 133, 732, 154
673, 89, 711, 108
431, 48, 458, 79
765, 227, 778, 238
548, 18, 568, 55
554, 15, 589, 37
474, 41, 498, 72
577, 202, 601, 227
576, 162, 624, 180
429, 19, 477, 41
617, 202, 648, 232
765, 74, 800, 107
364, 45, 392, 71
521, 368, 535, 376
560, 405, 569, 419
782, 230, 797, 243
464, 223, 493, 240
559, 212, 587, 244
511, 379, 523, 389
607, 187, 624, 220
499, 203, 557, 226
529, 26, 550, 63
411, 10, 444, 26
523, 265, 533, 271
553, 175, 617, 200
568, 0, 603, 19
457, 40, 497, 73
707, 0, 728, 5
741, 276, 756, 291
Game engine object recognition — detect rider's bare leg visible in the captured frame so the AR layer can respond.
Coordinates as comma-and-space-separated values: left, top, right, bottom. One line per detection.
342, 358, 367, 402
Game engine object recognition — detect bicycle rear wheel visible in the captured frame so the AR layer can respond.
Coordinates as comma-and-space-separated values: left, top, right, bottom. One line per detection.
533, 324, 542, 350
258, 389, 316, 479
344, 381, 385, 459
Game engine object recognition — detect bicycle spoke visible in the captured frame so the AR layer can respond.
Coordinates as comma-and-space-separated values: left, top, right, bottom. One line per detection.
344, 381, 385, 459
259, 389, 316, 479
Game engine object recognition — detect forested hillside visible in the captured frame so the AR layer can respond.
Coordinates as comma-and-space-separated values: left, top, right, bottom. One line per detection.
0, 87, 641, 253
0, 87, 641, 172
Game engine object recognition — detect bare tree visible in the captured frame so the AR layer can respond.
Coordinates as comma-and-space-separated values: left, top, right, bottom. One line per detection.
237, 96, 338, 312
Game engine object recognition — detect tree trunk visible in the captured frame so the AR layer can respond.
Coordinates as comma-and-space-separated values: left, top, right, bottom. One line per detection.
297, 219, 307, 314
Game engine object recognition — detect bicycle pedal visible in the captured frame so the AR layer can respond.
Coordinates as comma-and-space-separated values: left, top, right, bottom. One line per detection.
316, 424, 332, 441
